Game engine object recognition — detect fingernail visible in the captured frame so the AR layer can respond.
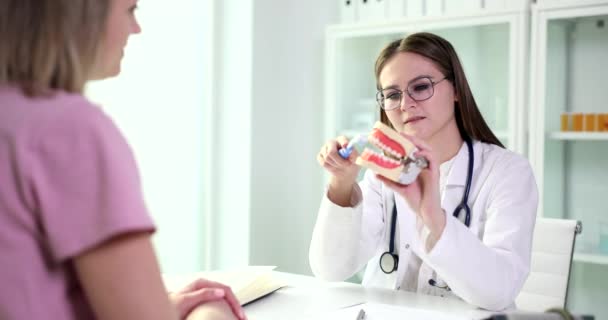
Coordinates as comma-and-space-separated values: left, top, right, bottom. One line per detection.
213, 288, 225, 297
240, 310, 246, 320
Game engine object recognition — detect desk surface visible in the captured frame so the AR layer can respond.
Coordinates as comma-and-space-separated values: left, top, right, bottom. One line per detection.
244, 272, 492, 320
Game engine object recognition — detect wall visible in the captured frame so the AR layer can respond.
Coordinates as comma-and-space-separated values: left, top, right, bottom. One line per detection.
248, 1, 339, 274
86, 0, 212, 274
206, 0, 337, 273
206, 0, 254, 270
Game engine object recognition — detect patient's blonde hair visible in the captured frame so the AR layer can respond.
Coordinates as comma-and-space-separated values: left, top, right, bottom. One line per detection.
0, 0, 110, 96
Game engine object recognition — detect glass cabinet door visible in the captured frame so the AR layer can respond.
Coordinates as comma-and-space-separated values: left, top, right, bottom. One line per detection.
532, 6, 608, 259
326, 17, 525, 159
530, 3, 608, 318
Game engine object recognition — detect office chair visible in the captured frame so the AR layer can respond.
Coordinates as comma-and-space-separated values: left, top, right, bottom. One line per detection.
515, 218, 582, 312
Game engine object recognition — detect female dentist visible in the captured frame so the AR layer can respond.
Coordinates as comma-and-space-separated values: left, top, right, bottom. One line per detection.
310, 32, 538, 311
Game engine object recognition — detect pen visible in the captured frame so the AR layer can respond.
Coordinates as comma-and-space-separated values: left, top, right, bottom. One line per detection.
355, 308, 366, 320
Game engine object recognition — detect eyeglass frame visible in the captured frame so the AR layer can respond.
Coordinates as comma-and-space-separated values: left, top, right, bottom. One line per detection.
375, 76, 449, 111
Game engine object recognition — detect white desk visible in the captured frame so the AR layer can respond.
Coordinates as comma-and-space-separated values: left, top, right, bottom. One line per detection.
244, 272, 493, 320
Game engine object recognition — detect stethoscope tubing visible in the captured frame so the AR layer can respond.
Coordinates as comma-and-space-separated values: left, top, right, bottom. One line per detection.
380, 138, 474, 275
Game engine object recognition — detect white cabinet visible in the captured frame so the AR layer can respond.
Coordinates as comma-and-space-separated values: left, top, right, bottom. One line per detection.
529, 0, 608, 317
406, 0, 425, 17
425, 0, 444, 17
339, 0, 531, 24
529, 0, 608, 262
339, 0, 358, 23
359, 0, 388, 22
325, 11, 529, 155
387, 0, 407, 20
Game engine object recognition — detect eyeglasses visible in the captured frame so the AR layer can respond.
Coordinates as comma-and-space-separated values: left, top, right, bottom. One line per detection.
376, 76, 448, 111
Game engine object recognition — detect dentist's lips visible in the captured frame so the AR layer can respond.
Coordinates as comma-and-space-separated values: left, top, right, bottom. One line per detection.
405, 116, 426, 125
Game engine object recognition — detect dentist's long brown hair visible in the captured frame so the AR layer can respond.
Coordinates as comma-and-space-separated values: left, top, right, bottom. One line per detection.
374, 32, 504, 148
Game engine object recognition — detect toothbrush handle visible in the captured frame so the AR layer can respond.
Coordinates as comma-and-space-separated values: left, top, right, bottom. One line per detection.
338, 147, 352, 159
338, 134, 365, 159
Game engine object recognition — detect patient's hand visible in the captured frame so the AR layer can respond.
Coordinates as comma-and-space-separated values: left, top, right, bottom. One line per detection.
169, 278, 246, 320
185, 300, 240, 320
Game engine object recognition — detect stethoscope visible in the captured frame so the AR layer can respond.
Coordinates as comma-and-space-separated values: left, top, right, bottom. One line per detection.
379, 138, 474, 288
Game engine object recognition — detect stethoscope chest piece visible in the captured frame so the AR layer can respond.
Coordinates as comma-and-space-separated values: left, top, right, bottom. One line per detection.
379, 251, 399, 274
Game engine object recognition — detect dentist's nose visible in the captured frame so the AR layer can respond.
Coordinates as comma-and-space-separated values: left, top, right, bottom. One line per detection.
400, 93, 417, 111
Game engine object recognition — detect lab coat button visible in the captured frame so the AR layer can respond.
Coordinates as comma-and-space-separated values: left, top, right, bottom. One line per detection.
405, 244, 410, 249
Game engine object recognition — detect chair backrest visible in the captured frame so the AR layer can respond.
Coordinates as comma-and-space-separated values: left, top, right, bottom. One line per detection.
515, 218, 582, 312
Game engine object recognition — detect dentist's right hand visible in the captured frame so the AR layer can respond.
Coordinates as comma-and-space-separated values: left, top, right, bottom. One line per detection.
316, 136, 361, 207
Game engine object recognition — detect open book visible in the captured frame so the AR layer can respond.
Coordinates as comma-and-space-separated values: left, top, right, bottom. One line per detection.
162, 266, 286, 306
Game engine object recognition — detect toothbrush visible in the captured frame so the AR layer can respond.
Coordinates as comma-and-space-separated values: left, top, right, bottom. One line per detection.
338, 134, 367, 159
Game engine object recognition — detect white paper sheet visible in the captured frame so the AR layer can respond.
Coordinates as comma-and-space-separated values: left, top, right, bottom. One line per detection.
311, 302, 472, 320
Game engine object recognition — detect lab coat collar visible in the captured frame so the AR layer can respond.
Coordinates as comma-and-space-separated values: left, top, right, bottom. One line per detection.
445, 140, 481, 187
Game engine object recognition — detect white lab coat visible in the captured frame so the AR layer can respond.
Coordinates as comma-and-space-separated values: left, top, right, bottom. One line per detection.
309, 141, 538, 311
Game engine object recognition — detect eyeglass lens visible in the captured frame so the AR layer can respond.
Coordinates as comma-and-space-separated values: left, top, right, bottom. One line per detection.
379, 77, 435, 110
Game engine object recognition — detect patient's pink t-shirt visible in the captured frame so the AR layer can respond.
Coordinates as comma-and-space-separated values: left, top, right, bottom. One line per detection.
0, 85, 156, 319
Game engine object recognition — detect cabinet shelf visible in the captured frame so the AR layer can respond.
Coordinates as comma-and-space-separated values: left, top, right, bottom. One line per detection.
548, 132, 608, 141
573, 252, 608, 265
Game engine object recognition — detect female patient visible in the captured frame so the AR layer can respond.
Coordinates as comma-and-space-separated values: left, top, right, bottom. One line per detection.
0, 0, 244, 319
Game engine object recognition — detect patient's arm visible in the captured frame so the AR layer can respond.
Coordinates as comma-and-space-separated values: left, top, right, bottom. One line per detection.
186, 301, 240, 320
169, 278, 245, 319
74, 233, 179, 320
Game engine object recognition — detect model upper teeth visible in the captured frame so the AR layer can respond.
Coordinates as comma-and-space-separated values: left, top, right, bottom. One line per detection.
370, 136, 404, 159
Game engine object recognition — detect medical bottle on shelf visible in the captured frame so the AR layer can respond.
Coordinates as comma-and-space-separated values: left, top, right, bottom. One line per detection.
560, 112, 571, 131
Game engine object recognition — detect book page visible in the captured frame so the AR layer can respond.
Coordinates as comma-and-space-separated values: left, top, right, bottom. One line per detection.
162, 266, 285, 305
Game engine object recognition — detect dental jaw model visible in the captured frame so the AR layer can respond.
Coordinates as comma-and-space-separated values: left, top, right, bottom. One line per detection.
355, 122, 428, 184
